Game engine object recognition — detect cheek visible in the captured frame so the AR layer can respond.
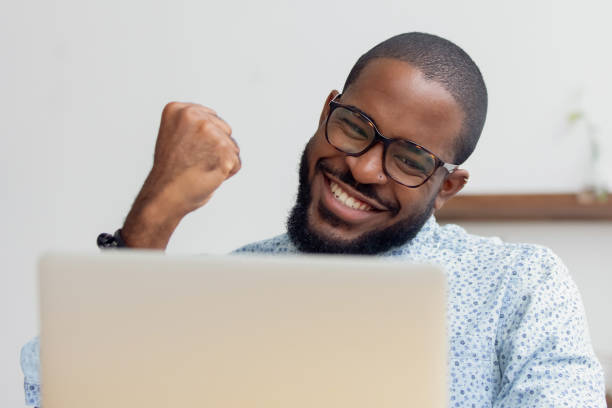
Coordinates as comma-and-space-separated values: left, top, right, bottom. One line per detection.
394, 186, 437, 218
306, 131, 344, 176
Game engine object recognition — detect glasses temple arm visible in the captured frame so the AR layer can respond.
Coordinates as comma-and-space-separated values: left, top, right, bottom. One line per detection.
442, 163, 460, 173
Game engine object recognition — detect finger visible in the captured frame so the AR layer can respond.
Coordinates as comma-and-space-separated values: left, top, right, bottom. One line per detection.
166, 103, 218, 134
228, 135, 239, 150
210, 114, 239, 150
161, 102, 189, 125
194, 104, 218, 116
203, 113, 232, 137
200, 124, 241, 174
164, 102, 218, 120
227, 152, 242, 179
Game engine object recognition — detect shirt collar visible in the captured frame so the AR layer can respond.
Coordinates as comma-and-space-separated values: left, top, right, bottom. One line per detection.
377, 214, 440, 258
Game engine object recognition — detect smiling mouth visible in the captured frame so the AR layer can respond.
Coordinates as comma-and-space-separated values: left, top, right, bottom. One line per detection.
329, 180, 374, 211
322, 170, 390, 212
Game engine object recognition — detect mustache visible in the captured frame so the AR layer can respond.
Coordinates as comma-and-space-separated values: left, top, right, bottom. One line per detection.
316, 160, 399, 214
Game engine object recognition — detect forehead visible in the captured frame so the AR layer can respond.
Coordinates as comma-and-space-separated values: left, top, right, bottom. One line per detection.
341, 58, 464, 163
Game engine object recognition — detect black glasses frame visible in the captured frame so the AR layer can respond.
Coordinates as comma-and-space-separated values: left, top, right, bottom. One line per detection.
325, 94, 459, 188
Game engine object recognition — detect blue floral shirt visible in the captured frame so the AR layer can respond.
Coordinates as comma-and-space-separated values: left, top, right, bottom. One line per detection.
21, 217, 606, 407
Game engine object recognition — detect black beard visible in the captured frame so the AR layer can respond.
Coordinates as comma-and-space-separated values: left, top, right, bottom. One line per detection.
286, 145, 435, 255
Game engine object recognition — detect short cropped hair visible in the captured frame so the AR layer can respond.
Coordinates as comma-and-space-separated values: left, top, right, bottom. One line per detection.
343, 32, 487, 164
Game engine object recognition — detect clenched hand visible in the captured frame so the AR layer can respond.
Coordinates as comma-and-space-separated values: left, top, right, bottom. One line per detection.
122, 102, 241, 249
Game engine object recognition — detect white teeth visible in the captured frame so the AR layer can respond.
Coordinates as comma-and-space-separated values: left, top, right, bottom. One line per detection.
329, 181, 373, 211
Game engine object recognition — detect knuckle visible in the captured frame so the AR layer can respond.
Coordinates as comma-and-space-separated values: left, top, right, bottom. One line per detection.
182, 105, 202, 121
196, 118, 215, 134
216, 137, 232, 151
162, 101, 180, 117
222, 159, 235, 174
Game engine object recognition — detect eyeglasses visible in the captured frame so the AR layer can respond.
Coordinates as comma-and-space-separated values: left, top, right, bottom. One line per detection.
325, 94, 459, 188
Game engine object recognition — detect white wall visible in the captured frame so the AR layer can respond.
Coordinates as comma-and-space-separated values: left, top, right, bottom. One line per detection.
2, 0, 612, 405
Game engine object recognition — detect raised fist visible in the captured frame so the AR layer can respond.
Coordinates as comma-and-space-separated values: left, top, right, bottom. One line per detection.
122, 102, 241, 249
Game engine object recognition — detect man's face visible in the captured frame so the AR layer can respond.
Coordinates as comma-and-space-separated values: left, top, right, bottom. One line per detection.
287, 58, 465, 254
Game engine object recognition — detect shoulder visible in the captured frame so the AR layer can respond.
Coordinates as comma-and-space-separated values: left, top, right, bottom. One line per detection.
440, 224, 579, 321
434, 222, 568, 286
440, 221, 562, 263
231, 233, 298, 255
435, 222, 506, 254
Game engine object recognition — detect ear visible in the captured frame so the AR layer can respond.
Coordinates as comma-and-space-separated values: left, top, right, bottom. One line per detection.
433, 169, 469, 211
318, 90, 341, 127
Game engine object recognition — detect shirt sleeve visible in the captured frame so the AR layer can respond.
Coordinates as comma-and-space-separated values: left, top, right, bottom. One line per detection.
20, 336, 41, 407
493, 250, 606, 407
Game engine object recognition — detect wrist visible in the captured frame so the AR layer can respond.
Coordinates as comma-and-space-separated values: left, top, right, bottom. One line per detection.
122, 186, 187, 250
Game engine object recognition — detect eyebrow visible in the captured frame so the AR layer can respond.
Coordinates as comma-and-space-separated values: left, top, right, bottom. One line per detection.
342, 103, 380, 129
343, 103, 425, 148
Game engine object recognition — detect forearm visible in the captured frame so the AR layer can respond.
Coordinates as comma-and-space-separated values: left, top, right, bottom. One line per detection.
122, 185, 184, 250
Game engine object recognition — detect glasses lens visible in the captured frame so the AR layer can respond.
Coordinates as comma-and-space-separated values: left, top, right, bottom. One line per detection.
385, 141, 437, 186
326, 106, 375, 154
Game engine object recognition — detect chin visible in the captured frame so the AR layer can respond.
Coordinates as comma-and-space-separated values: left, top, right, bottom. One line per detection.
288, 198, 432, 255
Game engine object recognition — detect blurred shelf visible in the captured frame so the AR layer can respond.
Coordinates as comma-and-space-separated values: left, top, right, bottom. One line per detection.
436, 193, 612, 221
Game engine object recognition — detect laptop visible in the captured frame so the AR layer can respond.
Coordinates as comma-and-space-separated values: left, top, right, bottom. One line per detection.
38, 251, 447, 408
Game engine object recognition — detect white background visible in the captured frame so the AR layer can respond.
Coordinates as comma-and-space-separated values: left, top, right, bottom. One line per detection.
2, 0, 612, 405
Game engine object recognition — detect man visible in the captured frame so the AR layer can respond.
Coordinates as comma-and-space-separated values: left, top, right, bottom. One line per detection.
21, 33, 606, 406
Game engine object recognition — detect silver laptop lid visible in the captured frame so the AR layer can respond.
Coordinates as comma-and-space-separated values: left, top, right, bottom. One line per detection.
39, 251, 447, 408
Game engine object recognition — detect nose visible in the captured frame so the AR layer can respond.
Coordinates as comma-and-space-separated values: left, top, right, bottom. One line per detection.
344, 142, 388, 185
